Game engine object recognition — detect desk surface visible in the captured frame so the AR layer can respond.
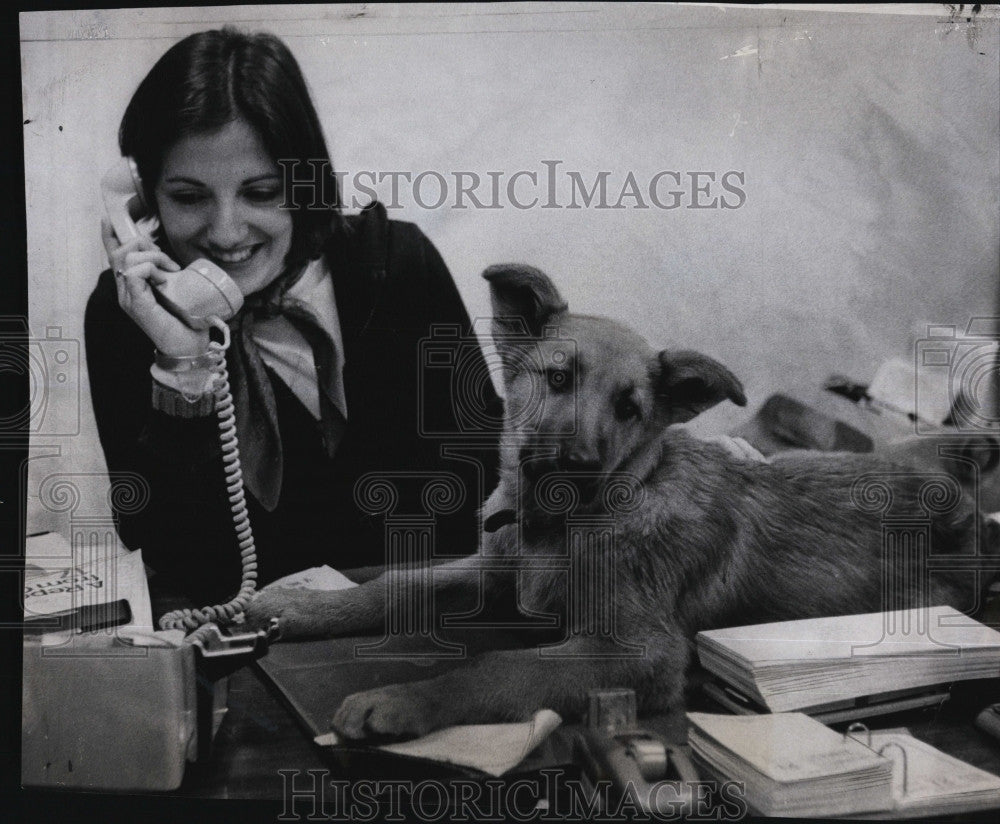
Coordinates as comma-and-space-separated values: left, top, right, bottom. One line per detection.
134, 577, 1000, 805
173, 651, 1000, 802
15, 658, 999, 824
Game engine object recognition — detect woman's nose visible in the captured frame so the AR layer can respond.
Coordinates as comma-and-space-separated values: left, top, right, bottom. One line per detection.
206, 199, 247, 246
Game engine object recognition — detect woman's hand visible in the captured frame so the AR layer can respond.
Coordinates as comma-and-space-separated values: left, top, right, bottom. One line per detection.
101, 218, 211, 357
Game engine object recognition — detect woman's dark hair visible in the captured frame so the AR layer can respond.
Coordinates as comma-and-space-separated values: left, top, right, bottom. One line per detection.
119, 27, 342, 268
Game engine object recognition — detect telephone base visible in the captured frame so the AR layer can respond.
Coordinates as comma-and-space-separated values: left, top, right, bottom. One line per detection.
22, 623, 272, 791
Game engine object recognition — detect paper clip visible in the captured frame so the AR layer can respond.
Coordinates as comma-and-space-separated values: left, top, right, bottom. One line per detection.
845, 721, 871, 747
878, 742, 909, 796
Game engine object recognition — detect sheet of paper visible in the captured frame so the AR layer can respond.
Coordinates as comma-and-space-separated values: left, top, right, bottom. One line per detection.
314, 709, 562, 777
262, 565, 358, 592
23, 533, 153, 632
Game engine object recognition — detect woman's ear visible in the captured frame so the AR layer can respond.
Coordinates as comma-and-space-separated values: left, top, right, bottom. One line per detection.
656, 349, 747, 424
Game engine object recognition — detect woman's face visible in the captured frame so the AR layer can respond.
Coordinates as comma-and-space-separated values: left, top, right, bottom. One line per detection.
154, 118, 293, 297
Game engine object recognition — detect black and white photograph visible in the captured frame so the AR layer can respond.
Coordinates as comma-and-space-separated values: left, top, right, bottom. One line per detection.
8, 3, 1000, 822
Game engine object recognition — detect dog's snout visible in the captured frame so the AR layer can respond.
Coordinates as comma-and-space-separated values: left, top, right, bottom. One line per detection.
559, 447, 601, 473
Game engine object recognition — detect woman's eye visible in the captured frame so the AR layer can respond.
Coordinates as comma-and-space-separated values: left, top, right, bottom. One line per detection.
244, 188, 281, 203
165, 190, 207, 206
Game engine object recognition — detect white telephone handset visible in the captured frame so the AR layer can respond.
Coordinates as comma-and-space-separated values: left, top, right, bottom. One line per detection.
101, 158, 244, 328
101, 158, 258, 636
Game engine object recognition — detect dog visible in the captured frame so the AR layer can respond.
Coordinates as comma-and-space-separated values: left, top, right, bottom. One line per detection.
245, 264, 993, 741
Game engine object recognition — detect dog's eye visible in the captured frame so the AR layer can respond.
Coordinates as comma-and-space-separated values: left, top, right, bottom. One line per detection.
614, 395, 641, 421
546, 368, 572, 392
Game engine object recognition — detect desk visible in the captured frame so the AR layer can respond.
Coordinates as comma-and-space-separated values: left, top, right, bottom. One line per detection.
150, 560, 1000, 804
21, 580, 991, 815
179, 632, 583, 799
169, 645, 1000, 804
16, 662, 999, 824
178, 664, 322, 798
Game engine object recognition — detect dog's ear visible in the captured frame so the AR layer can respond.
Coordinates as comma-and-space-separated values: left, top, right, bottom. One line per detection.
483, 264, 568, 340
656, 350, 747, 424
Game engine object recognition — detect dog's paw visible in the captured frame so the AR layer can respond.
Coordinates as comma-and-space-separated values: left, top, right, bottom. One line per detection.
241, 587, 332, 640
332, 683, 443, 741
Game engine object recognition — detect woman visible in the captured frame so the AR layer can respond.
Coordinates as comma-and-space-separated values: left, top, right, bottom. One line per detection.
86, 28, 500, 606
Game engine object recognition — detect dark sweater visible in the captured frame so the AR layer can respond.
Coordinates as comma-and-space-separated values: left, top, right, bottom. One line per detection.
85, 206, 501, 604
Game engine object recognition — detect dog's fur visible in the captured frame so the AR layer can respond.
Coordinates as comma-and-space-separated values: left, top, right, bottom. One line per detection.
245, 265, 992, 741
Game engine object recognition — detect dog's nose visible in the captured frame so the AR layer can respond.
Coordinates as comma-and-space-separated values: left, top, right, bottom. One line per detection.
559, 448, 601, 473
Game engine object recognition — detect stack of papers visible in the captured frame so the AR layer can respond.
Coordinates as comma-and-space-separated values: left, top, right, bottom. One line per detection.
866, 731, 1000, 819
687, 712, 893, 817
696, 606, 1000, 712
687, 713, 1000, 819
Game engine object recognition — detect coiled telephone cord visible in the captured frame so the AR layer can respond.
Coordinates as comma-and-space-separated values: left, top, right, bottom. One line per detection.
159, 319, 258, 632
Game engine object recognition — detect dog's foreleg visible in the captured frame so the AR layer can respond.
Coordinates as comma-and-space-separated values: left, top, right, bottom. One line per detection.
332, 633, 687, 739
243, 555, 500, 639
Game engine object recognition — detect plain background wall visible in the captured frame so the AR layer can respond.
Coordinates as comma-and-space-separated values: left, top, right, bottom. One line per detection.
19, 3, 1000, 538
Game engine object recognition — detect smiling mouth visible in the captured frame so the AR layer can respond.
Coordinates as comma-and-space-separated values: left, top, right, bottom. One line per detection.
203, 244, 263, 266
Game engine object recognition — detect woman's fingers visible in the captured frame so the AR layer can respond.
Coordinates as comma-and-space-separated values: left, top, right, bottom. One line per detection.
116, 262, 157, 314
103, 220, 211, 356
118, 261, 170, 306
123, 248, 181, 274
114, 263, 211, 356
